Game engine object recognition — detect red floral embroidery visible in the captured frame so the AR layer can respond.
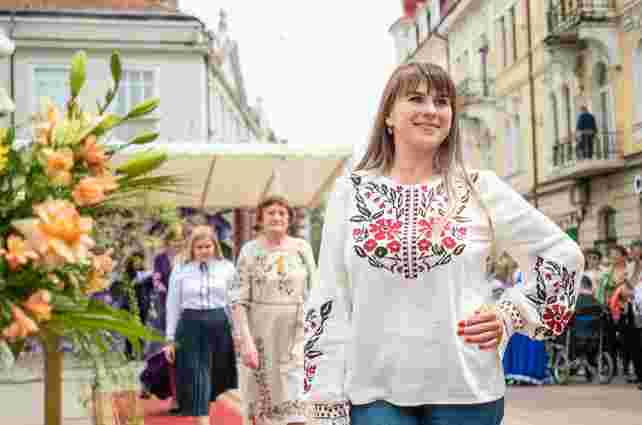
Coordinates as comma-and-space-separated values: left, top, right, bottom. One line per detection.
417, 219, 433, 237
349, 173, 477, 279
369, 218, 401, 241
442, 236, 457, 250
387, 240, 401, 253
527, 256, 578, 339
542, 304, 573, 336
364, 239, 377, 252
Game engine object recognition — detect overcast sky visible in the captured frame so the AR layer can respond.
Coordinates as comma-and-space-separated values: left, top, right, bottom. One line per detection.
180, 1, 400, 155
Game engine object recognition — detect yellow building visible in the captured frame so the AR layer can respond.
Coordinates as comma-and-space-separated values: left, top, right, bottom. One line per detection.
391, 1, 642, 253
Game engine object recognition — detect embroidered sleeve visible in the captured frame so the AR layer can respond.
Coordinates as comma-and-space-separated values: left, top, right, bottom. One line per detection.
304, 176, 352, 424
481, 171, 584, 354
226, 243, 253, 307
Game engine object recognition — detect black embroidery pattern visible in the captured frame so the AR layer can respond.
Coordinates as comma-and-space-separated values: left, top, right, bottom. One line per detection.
528, 256, 578, 339
304, 300, 333, 393
350, 173, 477, 279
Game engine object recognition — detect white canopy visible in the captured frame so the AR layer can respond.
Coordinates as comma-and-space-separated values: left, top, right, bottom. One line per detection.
110, 141, 352, 209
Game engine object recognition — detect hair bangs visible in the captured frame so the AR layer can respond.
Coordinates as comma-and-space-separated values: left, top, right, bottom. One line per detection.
393, 63, 455, 102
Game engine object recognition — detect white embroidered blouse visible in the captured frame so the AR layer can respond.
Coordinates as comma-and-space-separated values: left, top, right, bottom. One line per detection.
303, 170, 583, 421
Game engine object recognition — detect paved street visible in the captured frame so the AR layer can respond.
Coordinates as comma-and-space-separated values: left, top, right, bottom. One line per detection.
505, 383, 642, 425
2, 378, 641, 425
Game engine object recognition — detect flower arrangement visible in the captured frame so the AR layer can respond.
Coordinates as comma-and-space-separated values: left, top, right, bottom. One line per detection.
0, 50, 177, 360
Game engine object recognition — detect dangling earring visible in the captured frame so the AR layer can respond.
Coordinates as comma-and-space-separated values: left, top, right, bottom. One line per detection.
386, 126, 393, 135
433, 151, 441, 172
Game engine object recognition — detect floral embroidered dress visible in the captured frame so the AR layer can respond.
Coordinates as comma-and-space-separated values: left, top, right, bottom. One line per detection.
228, 238, 318, 425
304, 170, 584, 424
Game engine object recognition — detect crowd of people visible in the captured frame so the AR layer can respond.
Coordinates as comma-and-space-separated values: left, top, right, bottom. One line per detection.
489, 243, 642, 390
96, 195, 314, 425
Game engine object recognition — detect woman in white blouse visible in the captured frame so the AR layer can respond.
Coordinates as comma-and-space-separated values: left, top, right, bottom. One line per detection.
164, 225, 238, 424
304, 62, 584, 425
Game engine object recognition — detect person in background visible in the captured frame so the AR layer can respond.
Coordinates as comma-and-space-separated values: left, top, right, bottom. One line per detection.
582, 249, 602, 299
228, 195, 316, 425
164, 225, 238, 425
576, 105, 597, 160
489, 254, 516, 301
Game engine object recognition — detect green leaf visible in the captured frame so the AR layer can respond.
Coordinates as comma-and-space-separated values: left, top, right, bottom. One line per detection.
110, 52, 122, 86
129, 132, 159, 145
70, 51, 87, 99
4, 127, 15, 145
92, 114, 123, 138
125, 98, 159, 120
75, 113, 123, 143
116, 150, 167, 178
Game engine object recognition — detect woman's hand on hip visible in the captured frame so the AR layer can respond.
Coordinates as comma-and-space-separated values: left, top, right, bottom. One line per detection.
163, 343, 176, 364
241, 338, 259, 370
457, 310, 503, 351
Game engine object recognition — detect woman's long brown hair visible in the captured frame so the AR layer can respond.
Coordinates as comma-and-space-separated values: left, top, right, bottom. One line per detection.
355, 62, 496, 259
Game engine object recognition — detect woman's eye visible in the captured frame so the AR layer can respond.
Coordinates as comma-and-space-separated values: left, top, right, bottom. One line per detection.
409, 96, 423, 102
435, 97, 450, 106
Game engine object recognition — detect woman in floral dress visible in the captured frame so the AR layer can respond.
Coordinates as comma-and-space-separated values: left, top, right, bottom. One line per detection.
228, 196, 317, 425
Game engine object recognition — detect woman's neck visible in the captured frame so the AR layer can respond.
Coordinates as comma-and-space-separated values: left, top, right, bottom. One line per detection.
262, 232, 288, 248
388, 144, 439, 185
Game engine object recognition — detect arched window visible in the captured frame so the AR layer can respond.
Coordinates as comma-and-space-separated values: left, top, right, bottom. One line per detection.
595, 62, 611, 134
598, 206, 617, 244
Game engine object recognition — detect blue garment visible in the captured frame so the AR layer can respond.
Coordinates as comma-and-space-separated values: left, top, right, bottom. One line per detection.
351, 399, 504, 425
502, 269, 549, 384
502, 333, 548, 384
576, 111, 597, 132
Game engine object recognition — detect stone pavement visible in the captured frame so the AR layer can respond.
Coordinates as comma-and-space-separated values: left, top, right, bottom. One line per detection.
504, 382, 642, 425
2, 353, 641, 425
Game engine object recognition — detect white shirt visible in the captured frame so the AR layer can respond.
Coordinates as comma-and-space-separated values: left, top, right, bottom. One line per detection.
165, 259, 236, 342
304, 170, 583, 421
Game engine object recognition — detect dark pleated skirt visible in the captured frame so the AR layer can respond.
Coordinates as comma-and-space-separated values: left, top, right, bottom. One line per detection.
175, 308, 238, 417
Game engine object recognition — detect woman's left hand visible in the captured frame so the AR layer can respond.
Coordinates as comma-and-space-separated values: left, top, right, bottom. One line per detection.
457, 310, 503, 351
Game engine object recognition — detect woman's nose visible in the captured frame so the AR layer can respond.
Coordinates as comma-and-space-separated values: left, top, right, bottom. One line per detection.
419, 99, 437, 114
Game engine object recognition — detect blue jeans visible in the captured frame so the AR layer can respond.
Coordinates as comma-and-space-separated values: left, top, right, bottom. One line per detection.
351, 398, 504, 425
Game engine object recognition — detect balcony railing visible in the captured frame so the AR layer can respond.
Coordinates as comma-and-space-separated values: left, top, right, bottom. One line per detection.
551, 131, 624, 178
456, 78, 495, 103
547, 0, 616, 39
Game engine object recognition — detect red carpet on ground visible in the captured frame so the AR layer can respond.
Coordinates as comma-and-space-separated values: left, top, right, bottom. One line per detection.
138, 397, 242, 425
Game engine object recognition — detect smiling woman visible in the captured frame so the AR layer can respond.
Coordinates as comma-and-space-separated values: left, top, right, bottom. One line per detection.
227, 195, 318, 425
304, 62, 584, 425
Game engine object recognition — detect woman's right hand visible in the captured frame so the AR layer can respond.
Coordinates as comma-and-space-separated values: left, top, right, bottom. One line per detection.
164, 343, 176, 364
241, 338, 259, 370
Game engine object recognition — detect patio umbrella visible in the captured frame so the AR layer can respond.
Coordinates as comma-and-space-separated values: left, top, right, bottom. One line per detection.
110, 142, 351, 209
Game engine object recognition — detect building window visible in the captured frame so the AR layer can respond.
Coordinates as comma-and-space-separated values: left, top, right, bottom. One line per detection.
480, 44, 489, 96
504, 112, 522, 176
550, 93, 560, 142
33, 66, 69, 111
510, 6, 518, 62
114, 69, 157, 117
563, 85, 573, 142
499, 16, 508, 68
598, 206, 617, 246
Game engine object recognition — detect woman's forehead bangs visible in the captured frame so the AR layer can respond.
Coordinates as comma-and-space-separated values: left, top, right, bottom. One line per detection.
393, 64, 454, 100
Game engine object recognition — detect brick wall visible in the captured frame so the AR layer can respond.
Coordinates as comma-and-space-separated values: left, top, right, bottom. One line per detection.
0, 0, 178, 10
